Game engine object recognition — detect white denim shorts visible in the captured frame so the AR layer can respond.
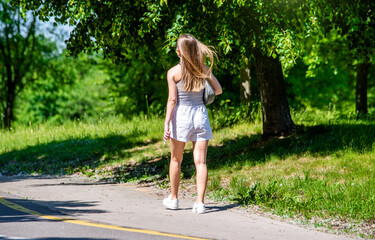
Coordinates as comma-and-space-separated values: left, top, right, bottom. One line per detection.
170, 104, 213, 142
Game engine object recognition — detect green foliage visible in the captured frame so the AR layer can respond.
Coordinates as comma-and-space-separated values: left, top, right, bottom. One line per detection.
302, 0, 375, 87
1, 2, 60, 128
209, 100, 261, 130
14, 0, 375, 133
285, 60, 356, 112
102, 43, 176, 118
18, 0, 308, 71
14, 52, 114, 124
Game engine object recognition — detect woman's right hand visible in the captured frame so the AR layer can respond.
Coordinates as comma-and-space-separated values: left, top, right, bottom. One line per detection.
163, 122, 170, 141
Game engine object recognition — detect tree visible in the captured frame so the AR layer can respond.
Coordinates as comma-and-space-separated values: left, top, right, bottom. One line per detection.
306, 0, 375, 115
16, 51, 114, 124
18, 0, 309, 136
0, 1, 57, 128
102, 43, 176, 118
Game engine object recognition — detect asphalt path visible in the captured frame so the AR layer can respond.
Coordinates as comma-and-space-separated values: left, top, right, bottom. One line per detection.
0, 192, 202, 240
0, 175, 359, 240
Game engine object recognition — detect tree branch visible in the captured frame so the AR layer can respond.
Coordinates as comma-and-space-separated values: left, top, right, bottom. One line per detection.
0, 6, 11, 66
4, 21, 14, 88
20, 16, 36, 63
18, 21, 36, 86
14, 8, 21, 69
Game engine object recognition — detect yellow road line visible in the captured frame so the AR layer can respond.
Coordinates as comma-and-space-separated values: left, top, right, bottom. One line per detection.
0, 195, 208, 240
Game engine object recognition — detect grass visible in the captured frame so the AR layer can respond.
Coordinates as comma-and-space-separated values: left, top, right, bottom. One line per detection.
1, 109, 374, 238
0, 116, 167, 176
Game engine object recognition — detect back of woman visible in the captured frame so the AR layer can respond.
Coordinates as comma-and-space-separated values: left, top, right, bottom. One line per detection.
176, 79, 204, 106
171, 79, 211, 142
163, 34, 222, 214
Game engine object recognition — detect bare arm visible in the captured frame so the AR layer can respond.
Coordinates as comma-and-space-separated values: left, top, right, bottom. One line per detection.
164, 68, 178, 141
205, 66, 222, 95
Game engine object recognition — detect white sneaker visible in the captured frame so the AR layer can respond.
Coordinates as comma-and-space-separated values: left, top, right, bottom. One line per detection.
192, 202, 205, 214
163, 195, 179, 210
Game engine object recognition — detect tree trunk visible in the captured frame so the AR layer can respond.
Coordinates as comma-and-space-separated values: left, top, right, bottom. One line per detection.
240, 66, 251, 105
355, 63, 369, 115
3, 82, 15, 129
253, 48, 295, 137
4, 98, 14, 129
240, 63, 252, 116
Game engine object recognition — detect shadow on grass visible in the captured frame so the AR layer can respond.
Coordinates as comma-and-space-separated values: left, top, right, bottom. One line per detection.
109, 155, 170, 183
82, 122, 375, 183
203, 123, 375, 172
0, 130, 159, 176
1, 122, 374, 184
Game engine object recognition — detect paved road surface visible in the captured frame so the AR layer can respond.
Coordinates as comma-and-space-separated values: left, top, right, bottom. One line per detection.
0, 175, 361, 240
0, 191, 190, 240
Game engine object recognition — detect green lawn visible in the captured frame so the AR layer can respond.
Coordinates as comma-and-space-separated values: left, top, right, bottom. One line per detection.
1, 110, 374, 238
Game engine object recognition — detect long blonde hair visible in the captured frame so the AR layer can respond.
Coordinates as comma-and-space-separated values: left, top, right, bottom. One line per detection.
177, 34, 217, 92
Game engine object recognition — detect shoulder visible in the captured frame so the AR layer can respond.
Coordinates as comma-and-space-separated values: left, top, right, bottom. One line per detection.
167, 64, 182, 82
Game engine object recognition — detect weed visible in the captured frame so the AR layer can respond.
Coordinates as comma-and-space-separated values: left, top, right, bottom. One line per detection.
207, 175, 221, 191
158, 179, 169, 189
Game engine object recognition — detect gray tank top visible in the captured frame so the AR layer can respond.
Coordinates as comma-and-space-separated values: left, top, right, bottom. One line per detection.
176, 80, 204, 106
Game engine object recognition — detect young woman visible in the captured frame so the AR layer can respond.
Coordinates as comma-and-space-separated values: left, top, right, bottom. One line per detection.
163, 34, 222, 214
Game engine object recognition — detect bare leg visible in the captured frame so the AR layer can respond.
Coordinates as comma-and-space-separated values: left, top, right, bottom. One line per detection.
192, 140, 208, 203
169, 138, 186, 200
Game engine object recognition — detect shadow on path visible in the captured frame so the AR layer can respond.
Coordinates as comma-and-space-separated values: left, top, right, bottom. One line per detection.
171, 203, 238, 213
204, 203, 238, 214
0, 238, 113, 240
0, 195, 106, 224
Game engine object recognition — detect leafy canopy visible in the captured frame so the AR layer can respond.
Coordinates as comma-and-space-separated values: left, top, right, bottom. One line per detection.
18, 0, 307, 72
